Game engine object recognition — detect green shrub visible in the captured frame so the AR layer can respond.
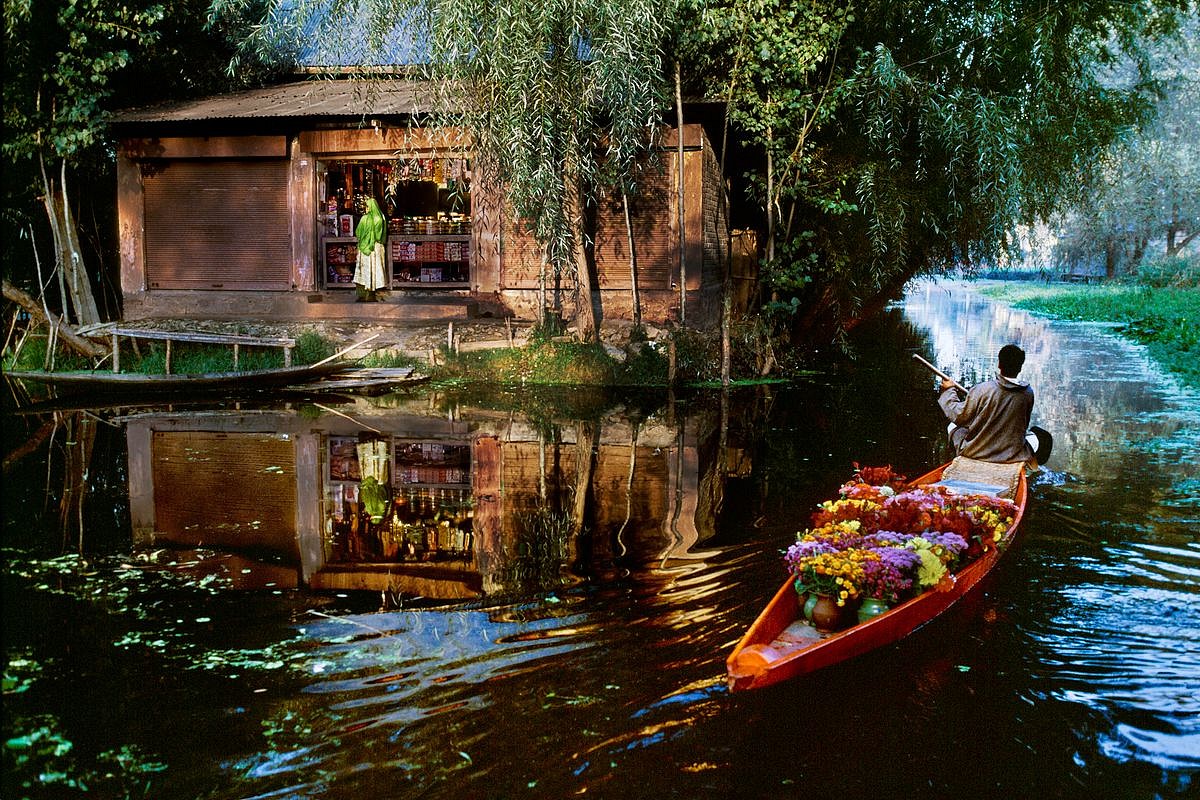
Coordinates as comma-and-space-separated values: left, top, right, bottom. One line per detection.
1129, 254, 1200, 289
293, 330, 337, 365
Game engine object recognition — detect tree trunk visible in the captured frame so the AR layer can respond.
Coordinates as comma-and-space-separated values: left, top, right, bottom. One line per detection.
565, 173, 598, 342
765, 127, 775, 265
3, 279, 107, 359
675, 60, 686, 325
40, 158, 101, 326
622, 192, 641, 328
1167, 229, 1197, 257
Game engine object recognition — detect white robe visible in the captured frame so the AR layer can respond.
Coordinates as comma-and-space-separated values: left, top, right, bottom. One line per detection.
354, 242, 387, 291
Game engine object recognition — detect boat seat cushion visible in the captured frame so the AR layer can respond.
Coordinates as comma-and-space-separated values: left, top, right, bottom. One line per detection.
935, 456, 1024, 499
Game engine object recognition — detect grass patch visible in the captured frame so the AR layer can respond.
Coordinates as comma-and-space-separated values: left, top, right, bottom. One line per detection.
977, 283, 1200, 389
357, 349, 422, 369
293, 330, 336, 364
434, 340, 620, 385
3, 336, 91, 372
132, 343, 285, 374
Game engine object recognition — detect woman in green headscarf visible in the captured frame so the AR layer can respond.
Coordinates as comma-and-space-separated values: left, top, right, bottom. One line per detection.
354, 197, 387, 301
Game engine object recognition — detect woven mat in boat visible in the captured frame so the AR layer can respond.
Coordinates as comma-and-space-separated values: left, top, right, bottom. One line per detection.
937, 456, 1024, 499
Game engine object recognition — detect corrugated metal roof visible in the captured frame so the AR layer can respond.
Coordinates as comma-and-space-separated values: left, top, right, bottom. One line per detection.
112, 79, 432, 124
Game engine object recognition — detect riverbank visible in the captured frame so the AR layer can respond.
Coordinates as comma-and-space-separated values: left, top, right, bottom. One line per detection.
974, 282, 1200, 391
3, 317, 694, 386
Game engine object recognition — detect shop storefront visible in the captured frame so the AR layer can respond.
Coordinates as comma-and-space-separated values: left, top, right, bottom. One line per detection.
114, 79, 732, 326
318, 156, 473, 290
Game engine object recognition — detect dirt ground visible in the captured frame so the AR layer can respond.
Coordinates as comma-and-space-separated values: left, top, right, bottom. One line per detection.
104, 317, 663, 362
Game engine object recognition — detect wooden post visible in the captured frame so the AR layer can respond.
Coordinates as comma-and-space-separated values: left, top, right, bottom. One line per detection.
233, 344, 240, 370
165, 339, 172, 374
284, 346, 293, 367
447, 322, 454, 352
112, 333, 120, 373
675, 61, 686, 326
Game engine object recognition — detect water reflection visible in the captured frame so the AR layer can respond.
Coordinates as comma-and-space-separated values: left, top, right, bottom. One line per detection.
4, 281, 1199, 799
904, 279, 1200, 774
121, 392, 734, 603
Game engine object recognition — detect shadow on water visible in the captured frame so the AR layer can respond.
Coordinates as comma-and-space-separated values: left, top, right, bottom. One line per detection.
3, 281, 1198, 798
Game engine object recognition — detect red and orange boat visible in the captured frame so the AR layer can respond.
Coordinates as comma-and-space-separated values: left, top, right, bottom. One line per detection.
726, 462, 1028, 692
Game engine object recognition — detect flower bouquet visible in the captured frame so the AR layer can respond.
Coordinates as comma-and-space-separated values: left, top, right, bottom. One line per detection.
784, 465, 1019, 624
787, 547, 878, 607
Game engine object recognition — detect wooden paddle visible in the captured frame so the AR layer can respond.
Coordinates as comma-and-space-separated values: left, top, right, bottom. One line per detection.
911, 353, 967, 393
312, 333, 382, 367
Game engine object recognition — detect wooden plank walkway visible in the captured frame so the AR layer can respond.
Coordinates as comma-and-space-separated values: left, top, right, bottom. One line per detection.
103, 327, 296, 373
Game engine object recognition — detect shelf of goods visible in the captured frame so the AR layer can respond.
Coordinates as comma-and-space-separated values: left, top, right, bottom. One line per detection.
322, 237, 359, 288
389, 235, 471, 288
323, 437, 474, 565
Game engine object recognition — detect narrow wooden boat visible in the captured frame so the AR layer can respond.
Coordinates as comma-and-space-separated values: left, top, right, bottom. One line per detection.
5, 361, 354, 394
726, 463, 1028, 691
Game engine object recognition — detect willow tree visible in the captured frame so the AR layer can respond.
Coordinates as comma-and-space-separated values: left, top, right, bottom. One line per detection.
215, 0, 674, 341
690, 0, 1194, 345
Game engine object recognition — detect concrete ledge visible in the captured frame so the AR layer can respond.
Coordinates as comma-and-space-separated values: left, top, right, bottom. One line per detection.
123, 290, 482, 323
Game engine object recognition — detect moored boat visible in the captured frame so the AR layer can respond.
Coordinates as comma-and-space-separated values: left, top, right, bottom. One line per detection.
4, 361, 355, 394
726, 462, 1028, 692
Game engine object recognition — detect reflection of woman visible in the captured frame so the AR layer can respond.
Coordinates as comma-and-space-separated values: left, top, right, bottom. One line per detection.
356, 438, 391, 524
354, 197, 387, 302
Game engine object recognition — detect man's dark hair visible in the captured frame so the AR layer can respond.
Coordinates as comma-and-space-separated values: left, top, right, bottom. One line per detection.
998, 344, 1026, 377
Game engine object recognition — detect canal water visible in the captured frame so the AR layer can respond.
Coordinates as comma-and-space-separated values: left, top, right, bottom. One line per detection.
3, 283, 1197, 799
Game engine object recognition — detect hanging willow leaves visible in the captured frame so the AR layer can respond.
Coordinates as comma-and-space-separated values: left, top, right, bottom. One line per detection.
214, 0, 674, 340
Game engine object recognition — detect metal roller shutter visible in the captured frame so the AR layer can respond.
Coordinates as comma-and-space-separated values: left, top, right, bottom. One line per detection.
144, 160, 291, 290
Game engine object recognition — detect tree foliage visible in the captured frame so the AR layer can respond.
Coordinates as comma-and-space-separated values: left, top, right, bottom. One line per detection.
689, 0, 1194, 342
215, 0, 675, 339
1052, 17, 1200, 277
2, 0, 274, 316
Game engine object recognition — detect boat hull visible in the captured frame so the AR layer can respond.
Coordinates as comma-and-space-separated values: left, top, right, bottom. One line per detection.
5, 362, 352, 394
726, 464, 1028, 691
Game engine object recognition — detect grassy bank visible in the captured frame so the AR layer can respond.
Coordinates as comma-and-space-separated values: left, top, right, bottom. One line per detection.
432, 338, 668, 386
976, 283, 1200, 390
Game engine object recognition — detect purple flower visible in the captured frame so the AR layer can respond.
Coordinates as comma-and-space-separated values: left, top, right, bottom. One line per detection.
875, 546, 923, 572
863, 531, 908, 548
923, 532, 969, 555
860, 546, 920, 603
783, 539, 835, 572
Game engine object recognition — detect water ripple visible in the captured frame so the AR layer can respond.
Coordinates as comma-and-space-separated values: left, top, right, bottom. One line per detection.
1033, 584, 1200, 769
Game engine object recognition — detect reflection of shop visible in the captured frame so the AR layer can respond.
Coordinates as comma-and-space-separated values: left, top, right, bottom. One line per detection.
121, 402, 723, 601
323, 435, 474, 564
318, 157, 471, 290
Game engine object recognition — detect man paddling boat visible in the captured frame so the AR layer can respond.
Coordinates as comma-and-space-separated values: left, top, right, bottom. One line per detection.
937, 344, 1035, 464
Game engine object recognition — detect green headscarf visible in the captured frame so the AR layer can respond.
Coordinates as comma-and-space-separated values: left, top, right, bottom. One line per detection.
355, 198, 386, 252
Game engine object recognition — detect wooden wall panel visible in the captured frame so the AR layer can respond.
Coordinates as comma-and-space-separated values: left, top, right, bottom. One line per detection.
121, 136, 287, 160
593, 168, 674, 291
299, 127, 469, 155
151, 431, 297, 553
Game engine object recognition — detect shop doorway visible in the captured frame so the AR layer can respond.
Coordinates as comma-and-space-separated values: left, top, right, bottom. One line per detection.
317, 157, 472, 291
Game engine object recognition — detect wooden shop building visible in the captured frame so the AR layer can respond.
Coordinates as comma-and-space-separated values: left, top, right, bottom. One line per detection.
112, 79, 741, 327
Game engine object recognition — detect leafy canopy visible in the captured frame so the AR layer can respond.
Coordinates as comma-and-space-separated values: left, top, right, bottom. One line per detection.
212, 0, 674, 275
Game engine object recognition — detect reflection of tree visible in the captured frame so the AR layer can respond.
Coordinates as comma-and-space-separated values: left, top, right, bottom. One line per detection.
498, 506, 574, 595
3, 410, 100, 553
